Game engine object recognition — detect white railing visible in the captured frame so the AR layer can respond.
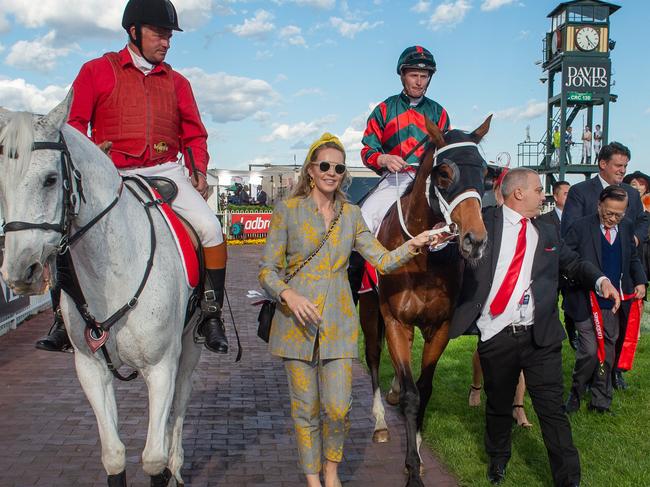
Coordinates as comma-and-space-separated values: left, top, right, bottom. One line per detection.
0, 294, 51, 337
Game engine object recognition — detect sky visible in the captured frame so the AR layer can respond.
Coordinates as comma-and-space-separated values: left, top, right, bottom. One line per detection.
0, 0, 647, 175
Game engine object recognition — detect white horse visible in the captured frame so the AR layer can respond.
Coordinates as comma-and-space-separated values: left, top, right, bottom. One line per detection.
0, 92, 202, 487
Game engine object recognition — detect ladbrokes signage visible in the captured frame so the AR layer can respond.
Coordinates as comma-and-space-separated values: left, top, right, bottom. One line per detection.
563, 59, 610, 93
0, 277, 29, 320
230, 212, 272, 236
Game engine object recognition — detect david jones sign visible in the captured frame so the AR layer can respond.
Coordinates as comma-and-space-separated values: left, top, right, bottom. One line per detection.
563, 61, 610, 93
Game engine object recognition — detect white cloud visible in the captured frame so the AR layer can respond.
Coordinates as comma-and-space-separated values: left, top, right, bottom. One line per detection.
481, 0, 517, 11
294, 88, 324, 97
493, 100, 546, 121
261, 115, 335, 142
275, 73, 288, 82
411, 1, 431, 13
279, 25, 307, 46
253, 111, 272, 123
329, 17, 383, 39
0, 0, 212, 38
0, 78, 68, 113
0, 43, 4, 54
645, 107, 650, 115
256, 50, 273, 60
274, 0, 335, 8
426, 0, 471, 31
230, 10, 275, 38
179, 68, 280, 123
5, 31, 78, 72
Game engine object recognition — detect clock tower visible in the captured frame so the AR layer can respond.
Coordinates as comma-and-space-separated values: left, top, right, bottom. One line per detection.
520, 0, 620, 189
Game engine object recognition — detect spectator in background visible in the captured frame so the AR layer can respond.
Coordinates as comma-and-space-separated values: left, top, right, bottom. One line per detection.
562, 142, 649, 390
565, 126, 574, 164
564, 186, 646, 414
581, 126, 592, 164
593, 124, 603, 158
256, 185, 268, 206
539, 181, 578, 349
623, 171, 650, 283
552, 126, 561, 166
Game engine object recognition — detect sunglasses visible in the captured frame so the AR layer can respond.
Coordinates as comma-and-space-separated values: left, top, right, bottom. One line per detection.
313, 161, 346, 175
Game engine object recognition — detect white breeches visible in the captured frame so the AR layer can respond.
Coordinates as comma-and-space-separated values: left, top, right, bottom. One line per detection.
121, 162, 224, 247
360, 170, 415, 234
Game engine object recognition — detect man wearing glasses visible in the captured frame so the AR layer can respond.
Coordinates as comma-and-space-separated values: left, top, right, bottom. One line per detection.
562, 142, 649, 390
563, 186, 646, 413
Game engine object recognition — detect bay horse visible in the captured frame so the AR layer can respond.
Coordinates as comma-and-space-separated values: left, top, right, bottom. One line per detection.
360, 116, 491, 487
0, 93, 202, 487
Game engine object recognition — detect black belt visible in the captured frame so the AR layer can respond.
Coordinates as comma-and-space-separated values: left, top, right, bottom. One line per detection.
505, 324, 531, 336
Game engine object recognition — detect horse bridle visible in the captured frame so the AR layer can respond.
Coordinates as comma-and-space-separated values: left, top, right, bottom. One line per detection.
1, 132, 142, 382
396, 141, 483, 240
2, 134, 122, 254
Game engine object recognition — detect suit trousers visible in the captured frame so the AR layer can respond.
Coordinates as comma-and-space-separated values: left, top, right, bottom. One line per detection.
478, 326, 580, 487
283, 356, 352, 474
572, 310, 620, 409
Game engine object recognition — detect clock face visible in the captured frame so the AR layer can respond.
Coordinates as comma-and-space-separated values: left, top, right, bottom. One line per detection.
576, 26, 599, 51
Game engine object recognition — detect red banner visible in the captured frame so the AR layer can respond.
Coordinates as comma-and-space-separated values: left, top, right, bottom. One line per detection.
229, 212, 272, 237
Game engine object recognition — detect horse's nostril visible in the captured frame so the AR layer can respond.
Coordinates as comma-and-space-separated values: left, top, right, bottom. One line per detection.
25, 263, 39, 282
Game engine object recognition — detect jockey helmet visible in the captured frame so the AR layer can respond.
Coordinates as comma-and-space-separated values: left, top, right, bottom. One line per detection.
396, 46, 436, 75
122, 0, 183, 32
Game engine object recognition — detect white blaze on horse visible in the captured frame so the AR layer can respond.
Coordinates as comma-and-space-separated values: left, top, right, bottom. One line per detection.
0, 92, 202, 487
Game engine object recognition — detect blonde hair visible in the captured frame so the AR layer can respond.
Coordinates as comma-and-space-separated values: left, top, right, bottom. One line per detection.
290, 140, 351, 201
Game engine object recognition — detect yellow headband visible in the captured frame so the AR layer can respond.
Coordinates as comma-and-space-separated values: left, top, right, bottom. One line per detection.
305, 132, 345, 164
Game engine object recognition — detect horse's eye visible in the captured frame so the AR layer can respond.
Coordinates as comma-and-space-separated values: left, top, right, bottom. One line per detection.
43, 175, 58, 187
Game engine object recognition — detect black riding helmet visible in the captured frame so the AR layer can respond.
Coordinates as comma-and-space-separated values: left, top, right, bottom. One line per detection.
122, 0, 182, 63
396, 46, 436, 75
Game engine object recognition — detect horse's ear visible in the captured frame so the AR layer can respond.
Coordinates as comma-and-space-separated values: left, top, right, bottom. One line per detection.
425, 116, 446, 148
470, 114, 492, 143
42, 89, 74, 131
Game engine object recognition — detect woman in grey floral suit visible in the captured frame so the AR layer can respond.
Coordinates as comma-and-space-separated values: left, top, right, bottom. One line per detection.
259, 133, 445, 487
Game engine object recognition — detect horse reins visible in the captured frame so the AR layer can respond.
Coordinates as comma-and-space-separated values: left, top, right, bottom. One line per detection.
396, 141, 482, 241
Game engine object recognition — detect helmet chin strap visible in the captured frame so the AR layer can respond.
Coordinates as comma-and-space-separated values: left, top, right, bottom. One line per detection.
129, 24, 158, 65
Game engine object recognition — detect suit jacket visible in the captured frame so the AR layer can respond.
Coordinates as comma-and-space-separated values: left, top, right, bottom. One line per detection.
450, 206, 604, 347
563, 214, 647, 322
561, 176, 649, 244
538, 208, 561, 237
259, 197, 415, 360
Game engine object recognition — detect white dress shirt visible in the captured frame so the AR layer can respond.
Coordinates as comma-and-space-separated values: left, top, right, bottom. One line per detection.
477, 205, 539, 341
555, 207, 563, 221
598, 174, 611, 189
600, 223, 618, 244
127, 45, 154, 75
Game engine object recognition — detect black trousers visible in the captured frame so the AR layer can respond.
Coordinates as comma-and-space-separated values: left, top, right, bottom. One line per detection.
478, 326, 580, 487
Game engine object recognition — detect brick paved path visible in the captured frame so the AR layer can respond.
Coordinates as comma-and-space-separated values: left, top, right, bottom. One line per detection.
0, 245, 458, 487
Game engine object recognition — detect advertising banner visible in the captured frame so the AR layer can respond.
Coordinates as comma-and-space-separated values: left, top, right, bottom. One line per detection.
229, 212, 273, 237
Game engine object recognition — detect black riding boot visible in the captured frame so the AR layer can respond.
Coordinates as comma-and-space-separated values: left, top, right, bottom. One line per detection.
200, 268, 228, 354
348, 251, 366, 305
107, 470, 127, 487
35, 288, 71, 352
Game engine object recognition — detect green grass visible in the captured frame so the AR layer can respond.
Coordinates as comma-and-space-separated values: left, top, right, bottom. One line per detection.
359, 302, 650, 487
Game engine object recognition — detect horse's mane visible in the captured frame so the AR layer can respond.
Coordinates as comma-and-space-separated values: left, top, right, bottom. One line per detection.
0, 111, 35, 178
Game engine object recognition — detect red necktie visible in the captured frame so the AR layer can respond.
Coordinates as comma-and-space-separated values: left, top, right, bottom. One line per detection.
490, 218, 527, 317
604, 228, 612, 244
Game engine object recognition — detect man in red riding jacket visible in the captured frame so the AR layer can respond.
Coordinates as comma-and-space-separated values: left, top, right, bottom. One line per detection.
35, 0, 229, 355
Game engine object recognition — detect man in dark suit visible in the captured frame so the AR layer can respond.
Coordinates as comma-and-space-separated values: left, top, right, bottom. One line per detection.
564, 187, 646, 414
561, 142, 649, 389
540, 181, 577, 349
450, 168, 620, 486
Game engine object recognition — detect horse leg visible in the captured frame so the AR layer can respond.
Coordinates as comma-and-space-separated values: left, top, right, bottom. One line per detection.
167, 327, 203, 486
360, 292, 389, 443
141, 351, 180, 482
74, 351, 126, 484
414, 323, 450, 474
386, 331, 413, 407
383, 316, 423, 487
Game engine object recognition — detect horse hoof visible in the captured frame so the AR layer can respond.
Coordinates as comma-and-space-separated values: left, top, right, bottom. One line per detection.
107, 470, 127, 487
372, 429, 390, 443
150, 467, 172, 487
403, 465, 425, 477
386, 389, 400, 406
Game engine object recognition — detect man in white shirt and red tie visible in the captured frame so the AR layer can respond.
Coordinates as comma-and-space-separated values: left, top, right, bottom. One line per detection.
563, 186, 646, 414
449, 168, 620, 486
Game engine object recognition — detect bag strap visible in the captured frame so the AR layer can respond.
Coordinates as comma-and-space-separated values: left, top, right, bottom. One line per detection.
284, 202, 344, 284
